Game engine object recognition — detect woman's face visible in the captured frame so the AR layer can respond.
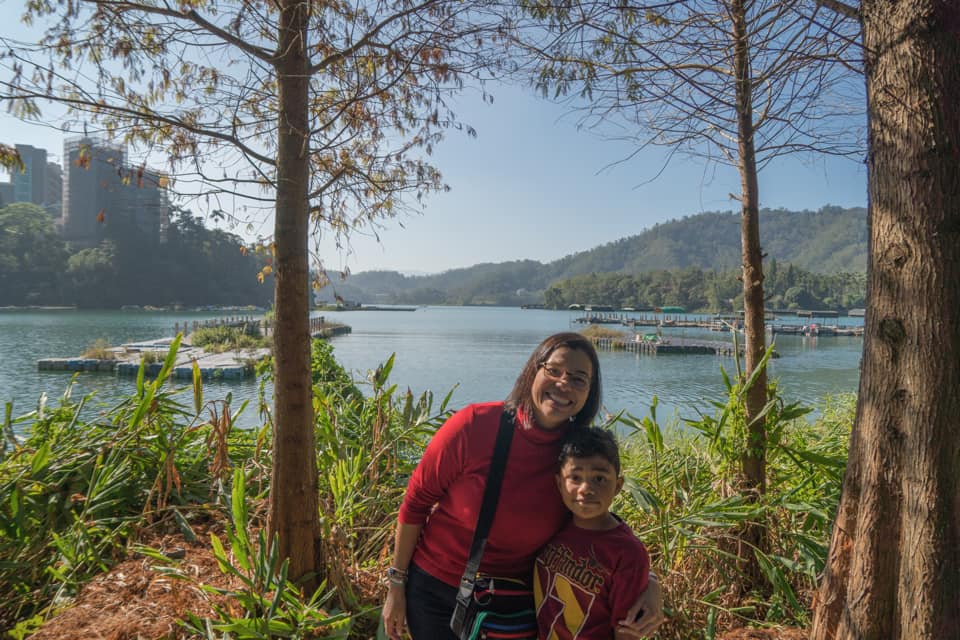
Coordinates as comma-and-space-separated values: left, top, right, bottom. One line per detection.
530, 346, 593, 430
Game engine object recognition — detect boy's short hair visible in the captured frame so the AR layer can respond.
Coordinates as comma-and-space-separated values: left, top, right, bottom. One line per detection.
558, 426, 621, 474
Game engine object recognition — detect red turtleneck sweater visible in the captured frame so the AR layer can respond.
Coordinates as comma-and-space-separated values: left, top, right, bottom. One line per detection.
398, 401, 572, 587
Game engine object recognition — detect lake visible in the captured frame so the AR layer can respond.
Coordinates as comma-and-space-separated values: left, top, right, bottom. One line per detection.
0, 307, 863, 432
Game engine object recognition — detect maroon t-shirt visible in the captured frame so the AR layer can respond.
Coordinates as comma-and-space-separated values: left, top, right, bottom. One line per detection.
535, 520, 650, 639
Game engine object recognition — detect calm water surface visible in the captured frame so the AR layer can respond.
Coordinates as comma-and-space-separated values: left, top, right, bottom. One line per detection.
1, 307, 862, 432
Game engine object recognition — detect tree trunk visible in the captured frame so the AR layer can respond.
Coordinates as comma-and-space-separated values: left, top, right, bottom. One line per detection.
811, 2, 960, 638
731, 0, 768, 593
269, 0, 319, 588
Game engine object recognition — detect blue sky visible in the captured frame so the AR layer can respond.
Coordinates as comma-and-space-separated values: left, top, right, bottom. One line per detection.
2, 13, 869, 276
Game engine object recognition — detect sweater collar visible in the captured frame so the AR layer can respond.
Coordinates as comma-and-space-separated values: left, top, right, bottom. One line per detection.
514, 406, 569, 444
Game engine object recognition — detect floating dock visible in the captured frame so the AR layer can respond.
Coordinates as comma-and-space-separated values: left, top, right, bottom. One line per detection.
38, 338, 269, 379
38, 316, 352, 379
575, 312, 863, 337
588, 335, 778, 358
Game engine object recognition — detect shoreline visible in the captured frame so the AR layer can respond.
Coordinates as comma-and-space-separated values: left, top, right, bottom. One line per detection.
0, 305, 78, 311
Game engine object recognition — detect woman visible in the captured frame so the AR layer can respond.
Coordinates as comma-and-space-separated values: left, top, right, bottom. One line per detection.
382, 332, 663, 639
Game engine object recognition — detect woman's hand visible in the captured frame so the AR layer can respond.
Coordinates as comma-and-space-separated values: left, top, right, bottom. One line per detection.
616, 572, 664, 638
382, 583, 407, 640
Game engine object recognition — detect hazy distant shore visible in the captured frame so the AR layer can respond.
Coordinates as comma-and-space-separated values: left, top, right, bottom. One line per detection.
0, 306, 77, 311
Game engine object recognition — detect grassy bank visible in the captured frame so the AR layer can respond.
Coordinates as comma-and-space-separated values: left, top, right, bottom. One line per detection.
0, 339, 853, 638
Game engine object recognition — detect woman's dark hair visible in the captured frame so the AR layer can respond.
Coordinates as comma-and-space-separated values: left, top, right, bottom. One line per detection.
505, 331, 602, 429
558, 426, 621, 474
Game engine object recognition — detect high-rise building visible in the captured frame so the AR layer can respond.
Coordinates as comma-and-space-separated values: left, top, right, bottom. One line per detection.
11, 144, 48, 206
61, 137, 169, 248
45, 161, 63, 219
0, 181, 12, 207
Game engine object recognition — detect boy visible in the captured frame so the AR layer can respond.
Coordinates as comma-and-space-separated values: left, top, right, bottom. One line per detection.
534, 427, 650, 640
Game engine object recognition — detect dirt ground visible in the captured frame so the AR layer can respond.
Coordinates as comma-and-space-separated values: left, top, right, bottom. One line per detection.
25, 521, 806, 640
25, 517, 386, 640
27, 522, 241, 640
718, 628, 809, 640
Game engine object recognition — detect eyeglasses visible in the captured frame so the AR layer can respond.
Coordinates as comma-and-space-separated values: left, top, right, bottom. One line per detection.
538, 362, 591, 391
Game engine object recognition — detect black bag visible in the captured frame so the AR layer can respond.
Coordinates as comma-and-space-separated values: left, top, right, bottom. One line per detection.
451, 576, 536, 640
449, 410, 537, 640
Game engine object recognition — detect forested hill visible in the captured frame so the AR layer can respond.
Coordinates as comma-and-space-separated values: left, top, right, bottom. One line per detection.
327, 205, 866, 306
552, 205, 866, 276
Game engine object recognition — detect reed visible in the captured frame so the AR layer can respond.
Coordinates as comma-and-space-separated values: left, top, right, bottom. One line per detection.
613, 388, 853, 639
80, 338, 117, 360
1, 338, 854, 639
190, 325, 270, 354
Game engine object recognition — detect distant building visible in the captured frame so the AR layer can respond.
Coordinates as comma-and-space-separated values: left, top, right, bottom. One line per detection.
0, 145, 62, 217
12, 144, 48, 206
61, 137, 169, 248
45, 161, 63, 219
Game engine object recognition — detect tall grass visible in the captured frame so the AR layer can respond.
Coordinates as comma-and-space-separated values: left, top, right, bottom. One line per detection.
309, 340, 453, 627
0, 336, 267, 633
80, 338, 117, 360
190, 325, 270, 353
614, 385, 854, 639
1, 337, 854, 639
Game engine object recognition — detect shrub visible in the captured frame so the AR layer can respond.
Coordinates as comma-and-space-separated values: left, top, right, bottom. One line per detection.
614, 390, 855, 639
80, 339, 116, 360
190, 324, 269, 353
580, 324, 631, 340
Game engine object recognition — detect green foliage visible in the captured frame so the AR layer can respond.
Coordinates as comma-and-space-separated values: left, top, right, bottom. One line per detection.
65, 242, 120, 307
169, 469, 353, 639
1, 337, 856, 639
0, 203, 67, 306
309, 338, 454, 622
80, 339, 117, 360
310, 339, 363, 403
154, 208, 274, 309
614, 391, 854, 639
0, 338, 263, 629
0, 203, 271, 308
191, 324, 270, 353
0, 143, 24, 173
543, 263, 865, 313
321, 207, 867, 307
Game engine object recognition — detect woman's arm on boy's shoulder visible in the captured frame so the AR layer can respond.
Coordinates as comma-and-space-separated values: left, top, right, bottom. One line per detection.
616, 571, 664, 638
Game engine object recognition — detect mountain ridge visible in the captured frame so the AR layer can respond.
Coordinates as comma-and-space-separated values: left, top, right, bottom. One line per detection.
323, 205, 866, 306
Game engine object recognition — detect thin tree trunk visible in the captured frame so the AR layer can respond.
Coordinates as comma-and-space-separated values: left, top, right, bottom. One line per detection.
811, 1, 960, 638
269, 0, 319, 588
731, 0, 768, 593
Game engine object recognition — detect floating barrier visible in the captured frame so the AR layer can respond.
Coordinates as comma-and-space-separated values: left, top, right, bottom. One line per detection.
588, 335, 778, 358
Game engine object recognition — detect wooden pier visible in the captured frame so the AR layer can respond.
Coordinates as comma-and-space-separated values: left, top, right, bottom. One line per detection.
768, 323, 863, 337
575, 311, 863, 337
588, 335, 767, 358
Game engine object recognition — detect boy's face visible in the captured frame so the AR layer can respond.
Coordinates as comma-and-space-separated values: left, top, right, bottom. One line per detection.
556, 454, 624, 530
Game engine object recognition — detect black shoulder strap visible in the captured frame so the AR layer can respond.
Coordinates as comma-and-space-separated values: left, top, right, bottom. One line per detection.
455, 408, 516, 600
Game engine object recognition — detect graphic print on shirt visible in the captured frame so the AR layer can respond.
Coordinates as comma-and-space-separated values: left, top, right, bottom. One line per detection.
535, 542, 609, 639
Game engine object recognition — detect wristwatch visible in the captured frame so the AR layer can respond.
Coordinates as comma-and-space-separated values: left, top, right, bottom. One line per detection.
386, 566, 408, 586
